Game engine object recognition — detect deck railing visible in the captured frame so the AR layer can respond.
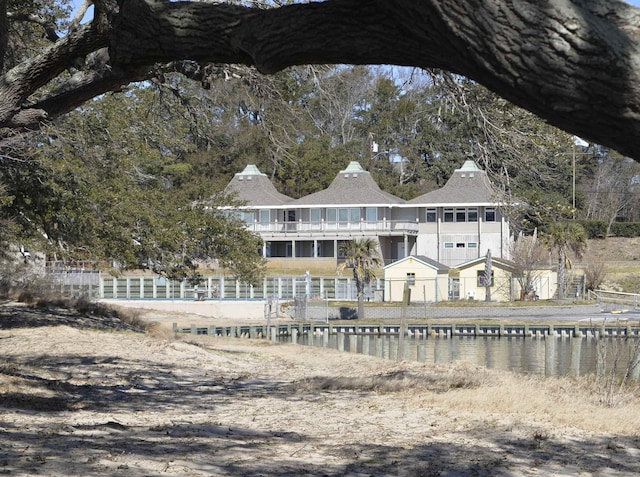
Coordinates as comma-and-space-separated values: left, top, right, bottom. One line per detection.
245, 219, 419, 235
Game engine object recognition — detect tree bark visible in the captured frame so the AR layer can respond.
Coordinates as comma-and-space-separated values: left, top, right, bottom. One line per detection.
357, 292, 365, 320
108, 0, 640, 159
3, 0, 640, 159
558, 248, 567, 300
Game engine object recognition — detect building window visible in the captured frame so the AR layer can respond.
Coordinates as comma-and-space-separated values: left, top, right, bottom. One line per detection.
426, 208, 437, 222
456, 208, 466, 222
310, 208, 321, 223
327, 208, 337, 222
338, 208, 349, 222
259, 210, 270, 223
406, 272, 416, 286
485, 208, 496, 222
350, 208, 361, 222
444, 209, 454, 222
366, 207, 377, 223
444, 242, 454, 249
477, 270, 494, 287
468, 242, 477, 248
241, 211, 254, 224
468, 208, 478, 222
337, 241, 348, 258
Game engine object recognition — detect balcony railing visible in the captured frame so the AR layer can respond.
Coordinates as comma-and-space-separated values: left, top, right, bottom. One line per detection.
245, 219, 419, 235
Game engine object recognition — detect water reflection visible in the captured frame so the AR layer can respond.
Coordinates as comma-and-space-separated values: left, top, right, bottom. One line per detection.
288, 333, 640, 380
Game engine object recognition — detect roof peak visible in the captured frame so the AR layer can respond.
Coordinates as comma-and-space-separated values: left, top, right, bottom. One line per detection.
456, 160, 482, 172
236, 164, 266, 177
340, 161, 368, 174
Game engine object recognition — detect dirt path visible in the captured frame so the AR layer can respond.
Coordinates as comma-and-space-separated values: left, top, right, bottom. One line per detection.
1, 303, 639, 476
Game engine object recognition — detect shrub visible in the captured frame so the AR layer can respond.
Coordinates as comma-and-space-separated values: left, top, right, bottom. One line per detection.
610, 222, 640, 238
585, 261, 607, 291
579, 220, 607, 239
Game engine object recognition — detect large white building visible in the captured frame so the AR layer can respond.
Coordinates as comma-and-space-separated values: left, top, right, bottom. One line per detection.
224, 160, 511, 271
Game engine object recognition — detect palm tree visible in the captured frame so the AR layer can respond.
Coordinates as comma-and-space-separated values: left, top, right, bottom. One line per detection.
542, 222, 587, 299
337, 238, 383, 319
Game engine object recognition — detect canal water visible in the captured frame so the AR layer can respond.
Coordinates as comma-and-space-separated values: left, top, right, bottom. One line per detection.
288, 333, 640, 380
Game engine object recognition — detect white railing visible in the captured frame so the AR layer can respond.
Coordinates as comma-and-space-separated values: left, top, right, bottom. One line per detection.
248, 219, 419, 234
591, 289, 640, 312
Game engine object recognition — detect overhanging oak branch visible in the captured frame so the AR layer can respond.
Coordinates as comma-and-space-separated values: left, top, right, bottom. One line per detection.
110, 0, 640, 160
2, 0, 640, 160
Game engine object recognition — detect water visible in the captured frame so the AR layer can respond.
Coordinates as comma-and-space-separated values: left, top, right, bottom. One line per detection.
288, 333, 640, 380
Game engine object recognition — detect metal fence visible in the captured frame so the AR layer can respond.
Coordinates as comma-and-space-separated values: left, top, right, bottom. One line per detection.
45, 265, 101, 298
98, 274, 384, 301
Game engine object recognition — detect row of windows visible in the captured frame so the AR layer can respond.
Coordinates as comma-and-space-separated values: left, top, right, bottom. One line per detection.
241, 207, 497, 224
426, 208, 496, 223
444, 242, 477, 249
255, 208, 379, 224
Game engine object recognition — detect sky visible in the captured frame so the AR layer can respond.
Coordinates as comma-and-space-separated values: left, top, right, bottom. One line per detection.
69, 0, 640, 19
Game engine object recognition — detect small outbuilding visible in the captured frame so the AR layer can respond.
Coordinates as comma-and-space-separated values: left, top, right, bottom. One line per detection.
453, 255, 519, 302
384, 255, 449, 303
453, 255, 561, 302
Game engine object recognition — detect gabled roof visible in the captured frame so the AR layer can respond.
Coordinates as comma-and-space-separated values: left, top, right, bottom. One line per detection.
455, 255, 518, 271
292, 161, 405, 206
224, 165, 292, 207
384, 255, 449, 272
408, 160, 497, 206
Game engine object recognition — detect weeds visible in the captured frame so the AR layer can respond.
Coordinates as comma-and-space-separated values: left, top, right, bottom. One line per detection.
592, 319, 640, 407
12, 291, 153, 332
295, 365, 484, 395
585, 261, 607, 291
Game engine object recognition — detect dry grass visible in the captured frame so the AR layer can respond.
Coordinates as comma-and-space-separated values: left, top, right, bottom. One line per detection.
416, 366, 640, 435
294, 362, 486, 395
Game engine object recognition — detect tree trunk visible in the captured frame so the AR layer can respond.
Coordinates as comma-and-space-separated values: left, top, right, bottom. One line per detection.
4, 0, 640, 159
357, 292, 365, 320
110, 0, 640, 159
484, 250, 492, 302
557, 248, 567, 300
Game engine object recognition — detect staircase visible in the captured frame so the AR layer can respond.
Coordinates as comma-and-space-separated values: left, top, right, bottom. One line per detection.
554, 274, 586, 300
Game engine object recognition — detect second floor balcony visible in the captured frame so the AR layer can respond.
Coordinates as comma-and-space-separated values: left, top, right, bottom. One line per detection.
245, 219, 420, 236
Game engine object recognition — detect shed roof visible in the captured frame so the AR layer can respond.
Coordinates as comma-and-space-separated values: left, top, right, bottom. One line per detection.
224, 164, 292, 207
384, 255, 449, 272
455, 255, 518, 271
408, 160, 497, 205
292, 161, 405, 206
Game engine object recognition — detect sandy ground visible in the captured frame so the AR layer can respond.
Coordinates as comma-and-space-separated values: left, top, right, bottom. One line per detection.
1, 302, 640, 476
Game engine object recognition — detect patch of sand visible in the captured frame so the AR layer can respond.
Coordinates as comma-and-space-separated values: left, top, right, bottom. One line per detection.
1, 303, 639, 476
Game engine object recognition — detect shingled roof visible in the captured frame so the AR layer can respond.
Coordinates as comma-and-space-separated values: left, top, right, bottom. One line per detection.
224, 165, 292, 207
384, 255, 449, 271
409, 160, 497, 205
292, 162, 405, 206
